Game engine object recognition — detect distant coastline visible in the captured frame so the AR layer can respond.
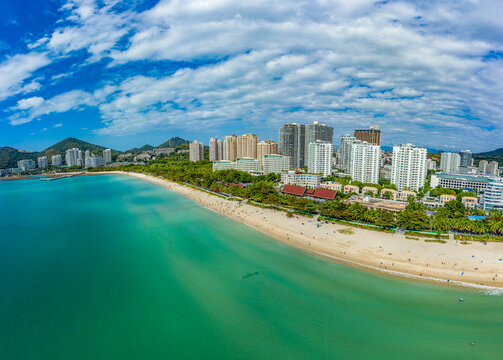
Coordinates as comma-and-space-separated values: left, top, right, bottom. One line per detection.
84, 171, 503, 291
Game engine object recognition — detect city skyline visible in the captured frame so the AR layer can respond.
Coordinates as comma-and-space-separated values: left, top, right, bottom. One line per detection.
0, 1, 502, 152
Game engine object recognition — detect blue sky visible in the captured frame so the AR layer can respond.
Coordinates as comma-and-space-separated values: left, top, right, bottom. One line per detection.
0, 0, 502, 152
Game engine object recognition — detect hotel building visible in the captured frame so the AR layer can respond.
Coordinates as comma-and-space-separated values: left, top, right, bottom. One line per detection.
263, 155, 290, 174
391, 144, 427, 191
281, 171, 321, 188
349, 141, 380, 184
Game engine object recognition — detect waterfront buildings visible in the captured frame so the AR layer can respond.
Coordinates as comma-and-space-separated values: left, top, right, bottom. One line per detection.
391, 144, 427, 191
279, 121, 333, 169
339, 135, 357, 173
488, 161, 499, 176
224, 135, 238, 161
17, 159, 35, 171
85, 156, 106, 168
440, 152, 461, 174
482, 178, 503, 211
37, 156, 48, 168
307, 140, 333, 177
212, 160, 237, 171
65, 148, 80, 167
281, 171, 321, 188
459, 150, 473, 167
427, 159, 437, 170
257, 140, 279, 165
304, 121, 334, 166
209, 138, 224, 161
354, 125, 381, 145
237, 134, 258, 159
478, 160, 488, 173
263, 155, 290, 174
51, 155, 62, 166
349, 141, 380, 184
279, 123, 305, 168
236, 158, 261, 173
430, 173, 492, 193
189, 141, 204, 162
103, 149, 112, 163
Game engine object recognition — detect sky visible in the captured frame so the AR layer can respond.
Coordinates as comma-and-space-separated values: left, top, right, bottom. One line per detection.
0, 0, 502, 152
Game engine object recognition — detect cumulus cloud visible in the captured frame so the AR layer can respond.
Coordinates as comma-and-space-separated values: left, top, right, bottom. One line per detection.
0, 53, 50, 101
3, 0, 503, 151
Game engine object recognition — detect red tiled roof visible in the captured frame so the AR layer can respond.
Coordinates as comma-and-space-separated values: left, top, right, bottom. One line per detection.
305, 188, 315, 195
282, 184, 306, 196
313, 188, 337, 200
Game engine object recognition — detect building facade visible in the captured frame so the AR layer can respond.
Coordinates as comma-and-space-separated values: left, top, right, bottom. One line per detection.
189, 141, 204, 162
427, 159, 437, 170
257, 140, 279, 165
483, 178, 503, 211
304, 121, 334, 166
339, 135, 357, 173
51, 155, 62, 167
281, 171, 321, 188
440, 152, 461, 174
236, 134, 258, 159
263, 155, 290, 174
212, 160, 237, 171
279, 123, 305, 169
17, 159, 35, 171
354, 125, 381, 145
209, 138, 224, 161
391, 144, 427, 191
349, 141, 380, 184
430, 173, 492, 193
224, 135, 238, 161
307, 140, 333, 177
65, 148, 80, 167
478, 160, 488, 173
103, 149, 112, 163
37, 156, 48, 168
488, 161, 499, 177
459, 150, 473, 167
236, 158, 261, 173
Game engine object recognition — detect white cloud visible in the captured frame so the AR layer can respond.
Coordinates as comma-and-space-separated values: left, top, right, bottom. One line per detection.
54, 123, 63, 127
0, 53, 50, 101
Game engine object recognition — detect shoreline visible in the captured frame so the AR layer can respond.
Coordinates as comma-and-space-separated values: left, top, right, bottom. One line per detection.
66, 171, 503, 291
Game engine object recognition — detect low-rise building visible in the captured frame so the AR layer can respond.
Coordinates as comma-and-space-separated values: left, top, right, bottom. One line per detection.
154, 148, 175, 156
430, 173, 492, 194
17, 159, 35, 171
381, 188, 397, 200
397, 190, 416, 201
263, 155, 290, 174
461, 197, 479, 209
212, 160, 237, 171
236, 158, 261, 173
281, 171, 321, 188
482, 178, 503, 211
344, 184, 359, 194
362, 186, 378, 196
439, 194, 457, 206
319, 181, 343, 192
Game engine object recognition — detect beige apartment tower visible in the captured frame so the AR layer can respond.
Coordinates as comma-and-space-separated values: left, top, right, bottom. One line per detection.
237, 134, 258, 159
257, 140, 279, 165
189, 141, 204, 162
224, 135, 238, 161
354, 125, 381, 145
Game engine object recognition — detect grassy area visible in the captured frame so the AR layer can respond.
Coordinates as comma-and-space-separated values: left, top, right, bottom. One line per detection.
424, 239, 447, 244
460, 241, 471, 245
405, 236, 420, 240
337, 228, 354, 235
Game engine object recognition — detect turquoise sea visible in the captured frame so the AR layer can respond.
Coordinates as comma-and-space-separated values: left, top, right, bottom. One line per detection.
0, 174, 502, 359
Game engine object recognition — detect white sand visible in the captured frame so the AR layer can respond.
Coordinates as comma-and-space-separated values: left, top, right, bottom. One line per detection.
94, 171, 503, 289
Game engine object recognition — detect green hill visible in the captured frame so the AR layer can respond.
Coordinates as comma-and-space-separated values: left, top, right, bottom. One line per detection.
126, 144, 154, 154
474, 148, 503, 164
41, 137, 109, 157
0, 147, 38, 169
158, 137, 190, 148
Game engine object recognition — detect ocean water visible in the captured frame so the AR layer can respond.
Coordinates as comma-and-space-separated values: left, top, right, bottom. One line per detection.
0, 174, 502, 359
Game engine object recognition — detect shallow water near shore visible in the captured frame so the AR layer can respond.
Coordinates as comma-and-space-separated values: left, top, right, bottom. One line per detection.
1, 174, 502, 359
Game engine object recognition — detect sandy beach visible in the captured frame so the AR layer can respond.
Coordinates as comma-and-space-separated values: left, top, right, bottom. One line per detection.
94, 171, 503, 290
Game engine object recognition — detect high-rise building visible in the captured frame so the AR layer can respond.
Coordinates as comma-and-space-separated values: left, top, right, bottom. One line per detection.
65, 148, 80, 166
224, 135, 238, 161
85, 150, 91, 159
459, 150, 473, 167
349, 141, 380, 184
86, 156, 106, 168
17, 159, 35, 171
354, 125, 381, 145
478, 160, 488, 174
189, 141, 204, 162
263, 155, 290, 174
304, 121, 334, 165
483, 178, 503, 211
488, 161, 499, 177
279, 124, 304, 169
257, 140, 279, 166
103, 149, 112, 163
307, 140, 333, 177
237, 134, 258, 159
209, 138, 224, 161
391, 144, 427, 191
427, 159, 437, 170
77, 150, 83, 167
51, 155, 62, 167
440, 152, 461, 174
37, 156, 48, 168
340, 135, 357, 173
